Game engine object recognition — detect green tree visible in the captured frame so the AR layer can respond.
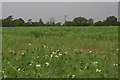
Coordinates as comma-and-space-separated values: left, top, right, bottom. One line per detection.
73, 17, 88, 26
88, 18, 94, 26
24, 22, 32, 26
117, 21, 120, 26
2, 19, 13, 27
46, 17, 55, 26
0, 19, 2, 27
45, 22, 50, 26
103, 16, 118, 26
6, 15, 13, 21
27, 19, 32, 26
2, 15, 14, 26
63, 21, 73, 26
94, 21, 104, 26
38, 19, 44, 26
55, 22, 61, 26
32, 22, 39, 26
13, 18, 25, 26
19, 18, 25, 26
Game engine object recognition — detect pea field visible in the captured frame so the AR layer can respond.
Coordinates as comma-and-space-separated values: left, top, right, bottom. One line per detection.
2, 26, 118, 78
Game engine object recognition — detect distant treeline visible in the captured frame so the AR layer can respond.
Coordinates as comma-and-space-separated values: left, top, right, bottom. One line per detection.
1, 15, 120, 27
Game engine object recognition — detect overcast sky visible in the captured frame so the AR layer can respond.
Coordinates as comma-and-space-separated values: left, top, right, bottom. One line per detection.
1, 0, 119, 2
2, 2, 118, 23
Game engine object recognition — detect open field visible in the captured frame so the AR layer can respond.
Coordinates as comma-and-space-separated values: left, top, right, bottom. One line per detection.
2, 26, 118, 78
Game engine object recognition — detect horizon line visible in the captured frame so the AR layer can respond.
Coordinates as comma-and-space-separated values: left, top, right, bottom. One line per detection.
1, 0, 120, 2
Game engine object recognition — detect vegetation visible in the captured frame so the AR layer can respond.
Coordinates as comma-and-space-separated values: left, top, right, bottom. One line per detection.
2, 26, 118, 78
1, 15, 120, 27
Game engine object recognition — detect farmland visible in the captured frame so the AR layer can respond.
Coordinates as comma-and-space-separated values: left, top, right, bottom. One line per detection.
2, 26, 118, 78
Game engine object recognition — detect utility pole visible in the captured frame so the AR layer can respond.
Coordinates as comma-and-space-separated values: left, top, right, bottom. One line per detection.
64, 15, 67, 23
118, 1, 120, 22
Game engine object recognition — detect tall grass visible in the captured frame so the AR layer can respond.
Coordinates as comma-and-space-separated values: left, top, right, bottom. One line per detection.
2, 26, 118, 78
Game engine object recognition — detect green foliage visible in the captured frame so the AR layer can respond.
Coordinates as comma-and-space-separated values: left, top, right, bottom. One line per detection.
1, 15, 119, 27
2, 15, 14, 27
2, 26, 118, 78
30, 31, 44, 37
88, 18, 94, 26
0, 19, 2, 27
63, 21, 73, 26
73, 17, 89, 26
13, 18, 25, 26
94, 21, 104, 26
117, 21, 120, 26
38, 19, 44, 26
45, 17, 56, 26
103, 16, 118, 26
23, 22, 32, 26
55, 22, 61, 26
2, 19, 13, 27
6, 15, 13, 21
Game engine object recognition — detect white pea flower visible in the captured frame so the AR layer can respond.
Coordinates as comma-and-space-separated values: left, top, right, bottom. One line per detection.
64, 52, 68, 54
55, 55, 58, 58
36, 64, 41, 67
29, 43, 31, 46
72, 75, 75, 78
3, 75, 7, 78
2, 71, 4, 74
45, 62, 49, 66
58, 53, 62, 56
96, 69, 102, 72
52, 51, 55, 54
89, 50, 92, 53
93, 62, 98, 64
113, 64, 116, 66
113, 63, 118, 66
67, 75, 69, 77
50, 54, 53, 58
81, 49, 84, 52
80, 62, 82, 64
30, 61, 33, 63
37, 56, 40, 59
85, 66, 87, 69
74, 49, 78, 51
22, 52, 25, 55
57, 49, 60, 52
117, 48, 119, 51
29, 64, 32, 66
17, 68, 21, 71
42, 45, 46, 48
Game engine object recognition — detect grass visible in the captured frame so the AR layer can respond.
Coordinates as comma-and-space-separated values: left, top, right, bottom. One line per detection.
2, 26, 118, 78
